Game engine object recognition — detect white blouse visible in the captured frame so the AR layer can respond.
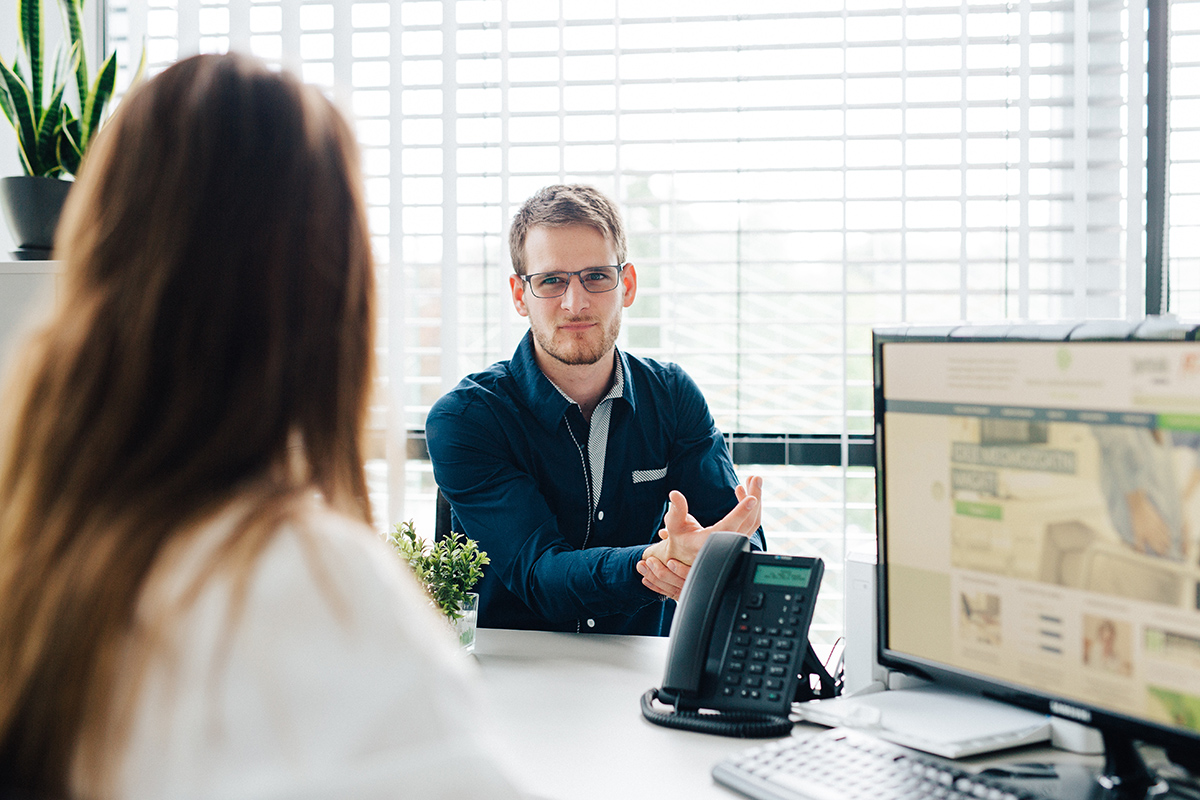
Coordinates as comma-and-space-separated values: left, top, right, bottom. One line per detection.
77, 499, 525, 800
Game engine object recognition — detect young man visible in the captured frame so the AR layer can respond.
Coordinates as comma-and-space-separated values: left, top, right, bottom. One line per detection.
426, 184, 762, 635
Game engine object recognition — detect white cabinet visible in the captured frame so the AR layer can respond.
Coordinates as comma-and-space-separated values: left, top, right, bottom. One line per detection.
0, 261, 60, 373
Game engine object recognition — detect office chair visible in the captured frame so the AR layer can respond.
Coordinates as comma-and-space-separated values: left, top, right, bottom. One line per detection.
434, 487, 452, 543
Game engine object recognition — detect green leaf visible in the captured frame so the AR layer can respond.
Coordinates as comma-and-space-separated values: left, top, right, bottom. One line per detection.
58, 111, 81, 175
81, 49, 116, 146
17, 0, 43, 113
0, 73, 18, 132
49, 39, 65, 96
127, 43, 148, 94
0, 58, 37, 175
34, 78, 68, 176
41, 38, 79, 126
56, 134, 79, 175
59, 0, 89, 114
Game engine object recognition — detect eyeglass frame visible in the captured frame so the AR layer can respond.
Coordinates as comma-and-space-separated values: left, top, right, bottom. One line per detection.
518, 263, 628, 299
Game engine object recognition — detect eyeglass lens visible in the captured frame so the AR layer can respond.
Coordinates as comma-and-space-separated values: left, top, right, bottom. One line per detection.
526, 266, 621, 298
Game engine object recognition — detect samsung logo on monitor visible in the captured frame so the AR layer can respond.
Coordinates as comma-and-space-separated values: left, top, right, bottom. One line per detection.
1050, 701, 1092, 723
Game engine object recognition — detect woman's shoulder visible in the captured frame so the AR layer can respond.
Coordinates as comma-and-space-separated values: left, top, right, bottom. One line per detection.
222, 498, 454, 648
135, 495, 463, 679
270, 501, 405, 601
269, 502, 453, 639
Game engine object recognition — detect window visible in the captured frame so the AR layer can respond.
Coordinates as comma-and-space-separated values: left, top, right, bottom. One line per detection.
103, 0, 1172, 646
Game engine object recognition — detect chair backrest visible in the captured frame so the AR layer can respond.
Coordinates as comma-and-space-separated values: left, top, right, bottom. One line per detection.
434, 487, 452, 543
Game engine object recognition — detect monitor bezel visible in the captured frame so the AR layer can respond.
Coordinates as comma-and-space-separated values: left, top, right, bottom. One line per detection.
872, 322, 1200, 764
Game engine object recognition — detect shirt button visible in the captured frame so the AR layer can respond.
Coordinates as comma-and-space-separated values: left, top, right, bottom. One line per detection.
587, 619, 595, 628
597, 510, 604, 521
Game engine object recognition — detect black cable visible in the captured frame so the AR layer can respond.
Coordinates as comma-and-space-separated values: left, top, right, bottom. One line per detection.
639, 688, 793, 739
795, 642, 841, 702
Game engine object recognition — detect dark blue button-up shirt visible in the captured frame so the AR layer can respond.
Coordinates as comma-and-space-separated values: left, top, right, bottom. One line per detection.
426, 332, 760, 636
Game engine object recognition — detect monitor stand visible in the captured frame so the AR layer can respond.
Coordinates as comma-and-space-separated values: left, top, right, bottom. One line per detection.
1093, 730, 1167, 799
1086, 728, 1200, 800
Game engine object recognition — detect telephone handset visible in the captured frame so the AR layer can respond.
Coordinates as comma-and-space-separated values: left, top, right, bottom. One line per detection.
641, 532, 838, 738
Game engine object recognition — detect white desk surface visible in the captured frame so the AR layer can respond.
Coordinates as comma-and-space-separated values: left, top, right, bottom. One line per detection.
472, 628, 759, 800
470, 628, 1112, 800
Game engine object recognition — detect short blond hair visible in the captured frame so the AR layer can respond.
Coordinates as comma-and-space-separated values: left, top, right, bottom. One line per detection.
508, 184, 627, 275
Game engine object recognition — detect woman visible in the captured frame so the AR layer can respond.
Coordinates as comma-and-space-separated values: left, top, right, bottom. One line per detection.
0, 53, 521, 799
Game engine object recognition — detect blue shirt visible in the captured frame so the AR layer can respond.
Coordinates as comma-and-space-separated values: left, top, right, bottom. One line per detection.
426, 332, 759, 635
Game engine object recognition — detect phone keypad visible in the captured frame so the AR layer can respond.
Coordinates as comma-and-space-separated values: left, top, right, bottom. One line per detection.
714, 588, 817, 712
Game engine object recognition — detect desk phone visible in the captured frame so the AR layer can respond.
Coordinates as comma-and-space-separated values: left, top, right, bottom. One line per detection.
641, 532, 837, 737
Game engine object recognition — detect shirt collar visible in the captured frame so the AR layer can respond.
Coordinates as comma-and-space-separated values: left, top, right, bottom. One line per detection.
509, 331, 637, 433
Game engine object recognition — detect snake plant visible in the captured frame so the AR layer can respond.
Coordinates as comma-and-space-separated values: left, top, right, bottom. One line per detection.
0, 0, 145, 178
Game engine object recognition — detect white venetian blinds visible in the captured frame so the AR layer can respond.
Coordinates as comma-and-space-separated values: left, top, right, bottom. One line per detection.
1166, 0, 1200, 314
391, 0, 1141, 438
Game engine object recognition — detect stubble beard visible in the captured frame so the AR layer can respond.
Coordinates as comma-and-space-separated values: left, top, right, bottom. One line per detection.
533, 313, 622, 366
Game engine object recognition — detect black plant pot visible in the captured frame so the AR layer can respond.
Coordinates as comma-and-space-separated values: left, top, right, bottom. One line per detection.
0, 176, 73, 261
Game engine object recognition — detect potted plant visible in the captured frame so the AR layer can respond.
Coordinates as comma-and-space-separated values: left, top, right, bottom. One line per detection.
0, 0, 143, 259
388, 521, 490, 653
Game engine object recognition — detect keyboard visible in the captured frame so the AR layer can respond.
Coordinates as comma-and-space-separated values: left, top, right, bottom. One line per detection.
713, 727, 1051, 800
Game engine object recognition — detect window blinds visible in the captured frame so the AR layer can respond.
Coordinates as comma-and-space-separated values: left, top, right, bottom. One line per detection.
1166, 0, 1200, 314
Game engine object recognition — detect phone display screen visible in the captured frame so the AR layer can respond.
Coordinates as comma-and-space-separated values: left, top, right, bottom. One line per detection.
753, 564, 813, 588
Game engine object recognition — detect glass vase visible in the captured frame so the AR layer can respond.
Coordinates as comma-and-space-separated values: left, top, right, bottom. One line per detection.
452, 591, 479, 653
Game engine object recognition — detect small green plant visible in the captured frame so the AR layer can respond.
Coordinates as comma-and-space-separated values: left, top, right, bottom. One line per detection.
388, 520, 489, 623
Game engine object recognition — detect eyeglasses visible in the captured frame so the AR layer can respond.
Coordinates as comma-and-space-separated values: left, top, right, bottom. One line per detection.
520, 265, 625, 299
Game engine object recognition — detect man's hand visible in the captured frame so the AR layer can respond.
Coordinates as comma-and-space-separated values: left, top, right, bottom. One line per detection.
636, 557, 690, 600
1127, 489, 1174, 556
735, 476, 763, 534
637, 476, 761, 600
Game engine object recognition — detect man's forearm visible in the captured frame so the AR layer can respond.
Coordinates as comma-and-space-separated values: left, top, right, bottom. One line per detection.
521, 543, 662, 622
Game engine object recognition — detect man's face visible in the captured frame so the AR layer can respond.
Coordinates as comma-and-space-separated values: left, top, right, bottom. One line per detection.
510, 224, 636, 367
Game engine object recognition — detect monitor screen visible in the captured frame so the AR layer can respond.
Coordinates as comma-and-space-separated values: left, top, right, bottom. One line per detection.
875, 333, 1200, 777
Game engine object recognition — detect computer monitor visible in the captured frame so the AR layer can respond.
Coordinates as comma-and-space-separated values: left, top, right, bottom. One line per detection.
874, 323, 1200, 797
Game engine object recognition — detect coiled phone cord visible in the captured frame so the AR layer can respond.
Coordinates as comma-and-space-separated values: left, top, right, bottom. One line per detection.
640, 644, 840, 738
639, 688, 794, 739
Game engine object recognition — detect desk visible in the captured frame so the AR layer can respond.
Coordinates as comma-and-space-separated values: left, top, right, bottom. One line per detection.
473, 628, 752, 800
472, 628, 1112, 800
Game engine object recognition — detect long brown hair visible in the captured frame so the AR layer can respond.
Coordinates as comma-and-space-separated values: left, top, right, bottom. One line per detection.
0, 53, 375, 796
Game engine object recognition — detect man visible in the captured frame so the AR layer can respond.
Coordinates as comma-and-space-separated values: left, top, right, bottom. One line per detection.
426, 184, 762, 635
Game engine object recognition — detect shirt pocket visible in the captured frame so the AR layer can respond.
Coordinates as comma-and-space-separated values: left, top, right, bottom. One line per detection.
631, 466, 667, 484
